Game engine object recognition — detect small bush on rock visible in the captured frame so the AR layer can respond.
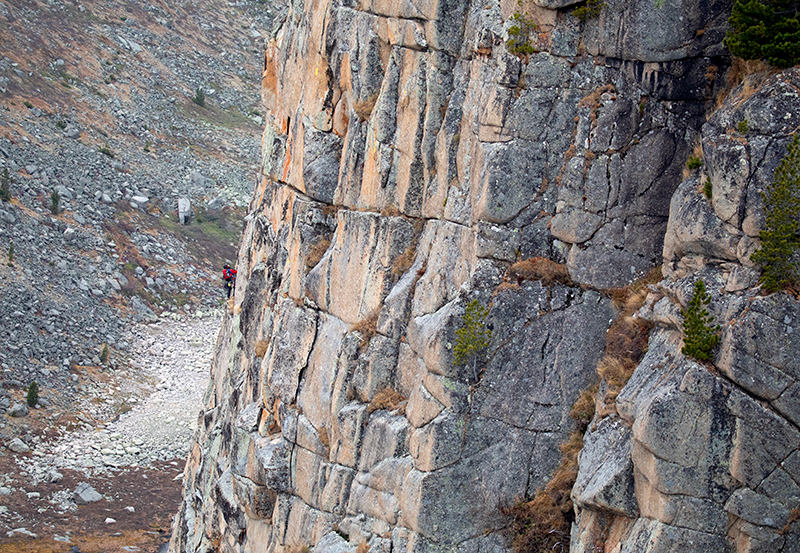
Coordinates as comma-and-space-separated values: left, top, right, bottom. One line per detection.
100, 344, 109, 364
573, 0, 607, 21
681, 279, 721, 362
453, 299, 492, 381
7, 241, 13, 266
26, 381, 39, 408
750, 134, 800, 292
686, 155, 703, 170
506, 1, 538, 56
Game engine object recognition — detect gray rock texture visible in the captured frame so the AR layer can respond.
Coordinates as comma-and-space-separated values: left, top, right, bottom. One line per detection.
169, 1, 799, 553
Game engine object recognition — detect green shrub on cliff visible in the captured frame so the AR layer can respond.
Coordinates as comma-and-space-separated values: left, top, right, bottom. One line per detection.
681, 279, 721, 362
506, 1, 538, 56
453, 299, 491, 381
751, 134, 800, 292
724, 0, 800, 68
573, 0, 607, 21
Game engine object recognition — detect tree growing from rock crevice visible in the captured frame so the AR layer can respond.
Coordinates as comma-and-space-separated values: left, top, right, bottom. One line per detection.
681, 279, 721, 362
453, 299, 492, 382
751, 134, 800, 293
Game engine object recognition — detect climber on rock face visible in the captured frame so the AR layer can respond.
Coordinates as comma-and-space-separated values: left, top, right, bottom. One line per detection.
223, 263, 237, 299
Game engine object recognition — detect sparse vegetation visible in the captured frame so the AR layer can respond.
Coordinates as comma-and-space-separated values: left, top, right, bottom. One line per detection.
750, 134, 800, 292
367, 387, 406, 414
56, 120, 67, 130
453, 299, 492, 382
573, 0, 607, 21
686, 155, 703, 170
0, 167, 11, 202
99, 143, 115, 157
50, 189, 61, 215
254, 339, 269, 358
305, 237, 331, 272
681, 279, 721, 362
506, 1, 538, 56
508, 257, 572, 287
26, 381, 39, 408
192, 87, 206, 108
7, 241, 14, 266
724, 0, 800, 68
738, 118, 750, 134
100, 344, 109, 364
503, 401, 593, 553
704, 177, 713, 199
352, 310, 380, 350
24, 101, 33, 109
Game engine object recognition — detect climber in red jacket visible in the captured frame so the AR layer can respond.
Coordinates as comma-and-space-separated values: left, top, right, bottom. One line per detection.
223, 263, 237, 299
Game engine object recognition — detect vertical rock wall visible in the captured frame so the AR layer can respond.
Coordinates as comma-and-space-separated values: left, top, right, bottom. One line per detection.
570, 68, 800, 553
166, 1, 800, 553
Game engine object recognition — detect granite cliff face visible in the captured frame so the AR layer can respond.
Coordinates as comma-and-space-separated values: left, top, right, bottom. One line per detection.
169, 0, 800, 552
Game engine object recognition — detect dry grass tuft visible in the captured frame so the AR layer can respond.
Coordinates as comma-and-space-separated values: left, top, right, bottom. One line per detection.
356, 541, 370, 553
254, 339, 270, 358
305, 237, 331, 272
391, 245, 416, 277
380, 205, 402, 217
569, 387, 597, 434
596, 267, 659, 411
509, 257, 572, 287
783, 507, 800, 534
605, 265, 661, 310
715, 58, 774, 110
504, 430, 584, 553
367, 387, 406, 414
351, 310, 380, 350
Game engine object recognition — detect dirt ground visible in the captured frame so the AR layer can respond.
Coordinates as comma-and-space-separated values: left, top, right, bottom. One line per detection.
0, 447, 183, 553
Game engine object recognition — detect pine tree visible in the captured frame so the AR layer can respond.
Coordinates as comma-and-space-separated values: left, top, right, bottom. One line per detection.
7, 241, 14, 266
453, 299, 492, 381
681, 280, 721, 362
0, 167, 10, 202
750, 134, 800, 292
724, 0, 800, 68
26, 381, 39, 408
50, 189, 60, 215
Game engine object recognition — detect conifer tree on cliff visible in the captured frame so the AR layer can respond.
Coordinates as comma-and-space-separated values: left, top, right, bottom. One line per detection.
724, 0, 800, 68
751, 134, 800, 292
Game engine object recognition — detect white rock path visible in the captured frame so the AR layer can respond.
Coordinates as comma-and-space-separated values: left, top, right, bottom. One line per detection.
16, 311, 220, 481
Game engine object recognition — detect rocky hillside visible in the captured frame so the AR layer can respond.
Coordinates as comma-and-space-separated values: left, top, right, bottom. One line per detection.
0, 0, 286, 422
168, 0, 800, 553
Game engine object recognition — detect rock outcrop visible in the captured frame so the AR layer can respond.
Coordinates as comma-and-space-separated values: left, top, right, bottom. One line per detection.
169, 0, 800, 552
570, 68, 800, 553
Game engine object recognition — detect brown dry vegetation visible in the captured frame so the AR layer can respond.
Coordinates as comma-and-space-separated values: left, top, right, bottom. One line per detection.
509, 257, 572, 287
254, 339, 270, 358
367, 388, 406, 414
351, 310, 380, 350
305, 237, 331, 272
